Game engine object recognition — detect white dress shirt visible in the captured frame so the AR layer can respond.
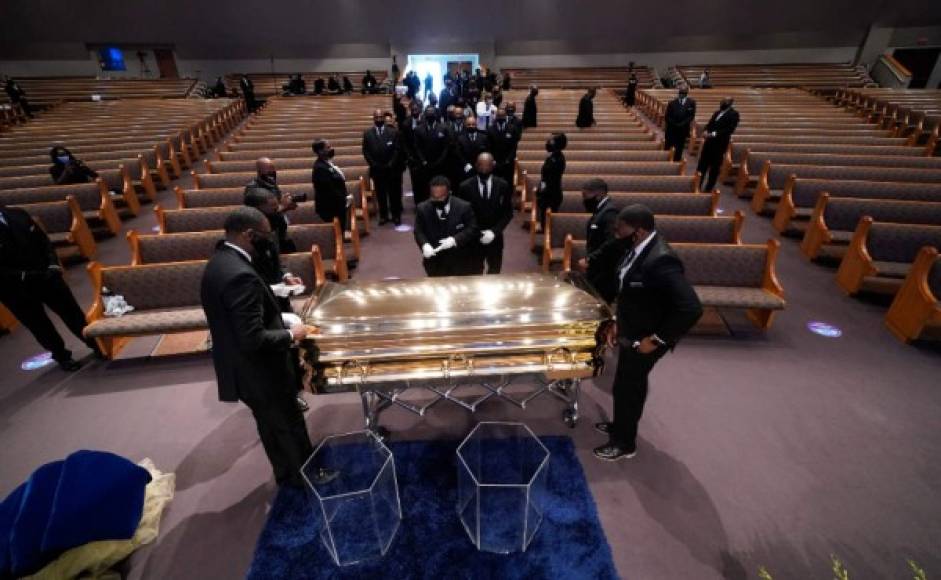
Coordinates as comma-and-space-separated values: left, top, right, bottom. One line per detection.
478, 175, 492, 199
618, 231, 657, 290
475, 102, 496, 129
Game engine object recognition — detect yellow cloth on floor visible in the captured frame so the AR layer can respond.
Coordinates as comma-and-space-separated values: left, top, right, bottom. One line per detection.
22, 458, 175, 580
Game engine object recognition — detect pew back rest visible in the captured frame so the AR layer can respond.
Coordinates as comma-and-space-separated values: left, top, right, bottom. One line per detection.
101, 261, 206, 311
674, 244, 767, 288
179, 184, 315, 208
15, 200, 72, 234
792, 179, 941, 207
0, 182, 102, 211
866, 223, 941, 264
656, 215, 741, 244
288, 223, 340, 260
538, 174, 696, 193
160, 206, 230, 233
557, 191, 716, 215
767, 163, 941, 190
548, 214, 587, 247
132, 230, 223, 264
281, 253, 316, 290
825, 199, 941, 232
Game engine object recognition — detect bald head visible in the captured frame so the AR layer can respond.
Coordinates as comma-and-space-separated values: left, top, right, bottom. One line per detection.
255, 158, 276, 183
373, 109, 384, 125
475, 152, 495, 176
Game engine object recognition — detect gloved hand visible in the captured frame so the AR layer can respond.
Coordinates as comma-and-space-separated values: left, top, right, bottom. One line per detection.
464, 163, 472, 173
345, 194, 353, 207
480, 230, 495, 245
422, 243, 436, 259
435, 237, 456, 253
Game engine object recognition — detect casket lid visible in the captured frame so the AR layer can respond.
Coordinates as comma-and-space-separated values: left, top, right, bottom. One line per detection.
301, 273, 611, 337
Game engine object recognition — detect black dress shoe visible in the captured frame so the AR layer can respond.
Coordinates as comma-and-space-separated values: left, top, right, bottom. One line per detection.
593, 442, 637, 462
296, 394, 310, 413
57, 358, 83, 372
594, 422, 613, 435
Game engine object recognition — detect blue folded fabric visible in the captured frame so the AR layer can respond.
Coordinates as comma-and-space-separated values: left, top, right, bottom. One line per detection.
1, 451, 152, 578
9, 460, 64, 577
0, 483, 26, 578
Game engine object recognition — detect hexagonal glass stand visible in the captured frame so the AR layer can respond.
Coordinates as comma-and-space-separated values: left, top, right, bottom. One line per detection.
456, 421, 551, 554
301, 430, 401, 566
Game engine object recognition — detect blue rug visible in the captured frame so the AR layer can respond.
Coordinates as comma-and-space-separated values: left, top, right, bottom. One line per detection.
247, 436, 619, 580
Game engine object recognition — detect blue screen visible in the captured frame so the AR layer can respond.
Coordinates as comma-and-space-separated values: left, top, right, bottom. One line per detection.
98, 47, 126, 71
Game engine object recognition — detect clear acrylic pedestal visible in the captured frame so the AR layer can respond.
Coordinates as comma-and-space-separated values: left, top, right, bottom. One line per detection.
456, 421, 551, 553
301, 430, 401, 566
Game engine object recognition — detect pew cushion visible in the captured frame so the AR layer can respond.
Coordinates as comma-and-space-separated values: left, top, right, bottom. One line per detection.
694, 287, 785, 310
85, 307, 207, 338
871, 261, 911, 279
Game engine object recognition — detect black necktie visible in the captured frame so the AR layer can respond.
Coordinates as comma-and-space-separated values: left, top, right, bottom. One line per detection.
480, 179, 489, 199
618, 248, 637, 290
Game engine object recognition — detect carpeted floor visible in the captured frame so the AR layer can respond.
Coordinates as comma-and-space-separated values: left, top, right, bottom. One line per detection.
247, 436, 618, 580
0, 97, 939, 579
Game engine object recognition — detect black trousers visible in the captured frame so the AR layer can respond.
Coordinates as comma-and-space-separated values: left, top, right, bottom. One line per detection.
663, 127, 688, 161
611, 342, 667, 449
423, 251, 472, 277
537, 191, 562, 229
696, 139, 725, 192
370, 166, 403, 220
0, 273, 89, 362
243, 391, 313, 485
473, 236, 504, 274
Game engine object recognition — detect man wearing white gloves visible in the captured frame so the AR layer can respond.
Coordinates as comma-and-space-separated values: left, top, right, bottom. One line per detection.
457, 153, 513, 274
414, 175, 479, 277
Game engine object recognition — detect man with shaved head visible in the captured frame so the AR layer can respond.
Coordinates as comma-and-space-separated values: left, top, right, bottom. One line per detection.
244, 157, 297, 253
457, 152, 513, 274
362, 109, 403, 225
696, 96, 740, 192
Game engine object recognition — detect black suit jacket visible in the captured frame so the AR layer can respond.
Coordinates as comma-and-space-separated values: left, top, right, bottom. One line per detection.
457, 175, 513, 234
586, 198, 618, 256
413, 196, 478, 273
702, 108, 740, 150
455, 130, 490, 168
576, 95, 595, 128
523, 94, 537, 127
487, 120, 521, 170
413, 121, 451, 169
665, 98, 697, 132
589, 234, 703, 345
0, 206, 59, 286
362, 125, 400, 170
312, 158, 347, 222
200, 243, 296, 403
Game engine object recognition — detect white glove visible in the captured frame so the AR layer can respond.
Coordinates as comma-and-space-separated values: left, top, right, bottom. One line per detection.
435, 236, 457, 253
464, 163, 472, 173
422, 243, 436, 259
345, 194, 353, 207
480, 229, 495, 245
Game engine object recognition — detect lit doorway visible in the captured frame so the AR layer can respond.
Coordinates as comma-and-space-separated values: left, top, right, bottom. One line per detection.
406, 53, 480, 98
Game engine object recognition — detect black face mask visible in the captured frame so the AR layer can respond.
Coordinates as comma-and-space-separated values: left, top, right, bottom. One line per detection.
506, 109, 516, 117
679, 93, 688, 100
430, 197, 448, 210
583, 197, 601, 213
425, 114, 437, 124
261, 172, 277, 185
250, 231, 277, 258
720, 102, 731, 111
327, 149, 336, 159
545, 142, 554, 153
374, 120, 384, 127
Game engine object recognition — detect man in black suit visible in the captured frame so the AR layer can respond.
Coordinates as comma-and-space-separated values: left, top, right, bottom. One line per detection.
201, 207, 327, 487
438, 79, 456, 115
457, 153, 513, 274
362, 70, 378, 94
414, 176, 478, 277
588, 205, 703, 461
362, 109, 403, 226
576, 88, 596, 128
455, 116, 490, 185
664, 86, 696, 162
696, 97, 740, 193
311, 140, 350, 235
239, 74, 257, 112
412, 107, 451, 205
0, 205, 100, 371
244, 158, 298, 253
488, 107, 522, 188
577, 178, 620, 300
522, 85, 538, 128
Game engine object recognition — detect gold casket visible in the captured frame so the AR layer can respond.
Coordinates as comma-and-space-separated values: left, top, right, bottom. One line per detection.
298, 273, 613, 429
